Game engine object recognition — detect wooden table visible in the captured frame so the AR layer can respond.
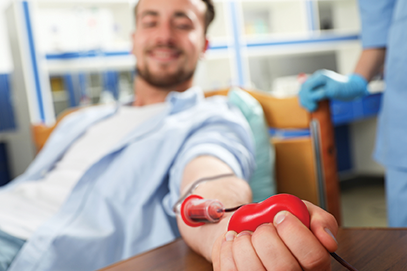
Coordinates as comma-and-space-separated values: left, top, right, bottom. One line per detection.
100, 228, 407, 271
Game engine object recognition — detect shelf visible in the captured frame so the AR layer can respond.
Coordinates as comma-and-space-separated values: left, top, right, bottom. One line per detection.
51, 90, 68, 102
245, 32, 359, 48
316, 0, 360, 33
46, 54, 135, 74
9, 0, 368, 123
35, 1, 133, 60
241, 1, 308, 37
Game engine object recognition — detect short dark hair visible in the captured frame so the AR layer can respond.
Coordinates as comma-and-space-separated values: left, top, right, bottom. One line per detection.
201, 0, 215, 33
134, 0, 216, 34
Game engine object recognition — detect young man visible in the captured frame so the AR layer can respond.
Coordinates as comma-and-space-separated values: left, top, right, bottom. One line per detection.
0, 0, 338, 270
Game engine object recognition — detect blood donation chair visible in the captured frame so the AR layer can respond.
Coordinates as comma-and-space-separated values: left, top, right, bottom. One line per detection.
32, 87, 341, 224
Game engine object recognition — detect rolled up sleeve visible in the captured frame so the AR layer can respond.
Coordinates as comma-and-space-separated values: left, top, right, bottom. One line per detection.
163, 116, 256, 216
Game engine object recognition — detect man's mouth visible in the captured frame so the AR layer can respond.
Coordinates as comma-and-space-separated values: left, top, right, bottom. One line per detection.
148, 48, 182, 62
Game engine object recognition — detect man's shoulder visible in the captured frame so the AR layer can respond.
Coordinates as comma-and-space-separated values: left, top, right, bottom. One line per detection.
192, 94, 240, 116
55, 104, 116, 129
176, 94, 249, 130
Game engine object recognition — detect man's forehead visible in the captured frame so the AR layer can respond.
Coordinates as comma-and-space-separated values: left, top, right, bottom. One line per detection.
137, 0, 206, 18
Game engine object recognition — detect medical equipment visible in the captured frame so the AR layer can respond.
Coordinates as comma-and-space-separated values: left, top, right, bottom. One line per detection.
176, 191, 358, 271
179, 194, 242, 227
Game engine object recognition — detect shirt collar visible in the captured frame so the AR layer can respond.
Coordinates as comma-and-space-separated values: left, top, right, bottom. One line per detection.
121, 86, 204, 114
165, 86, 204, 114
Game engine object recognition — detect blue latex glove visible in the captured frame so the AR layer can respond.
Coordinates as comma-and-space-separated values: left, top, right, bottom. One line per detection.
298, 69, 369, 112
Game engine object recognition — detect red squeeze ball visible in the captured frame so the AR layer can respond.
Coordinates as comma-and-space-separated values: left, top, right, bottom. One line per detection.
228, 194, 310, 233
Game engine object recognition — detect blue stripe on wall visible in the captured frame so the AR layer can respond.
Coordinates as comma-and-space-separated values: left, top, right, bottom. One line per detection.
0, 74, 16, 132
23, 1, 45, 122
246, 34, 360, 48
229, 1, 245, 87
306, 0, 317, 32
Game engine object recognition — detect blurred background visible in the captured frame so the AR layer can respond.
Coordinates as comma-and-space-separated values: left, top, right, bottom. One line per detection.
0, 0, 386, 227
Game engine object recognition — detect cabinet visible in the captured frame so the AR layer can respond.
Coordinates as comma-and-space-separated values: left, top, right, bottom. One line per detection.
8, 0, 364, 123
5, 0, 371, 177
194, 0, 362, 93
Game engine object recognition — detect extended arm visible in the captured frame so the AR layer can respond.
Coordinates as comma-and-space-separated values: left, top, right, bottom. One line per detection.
176, 155, 252, 261
176, 155, 338, 270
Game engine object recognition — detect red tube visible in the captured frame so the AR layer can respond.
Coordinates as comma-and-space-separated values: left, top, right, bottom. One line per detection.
180, 195, 225, 227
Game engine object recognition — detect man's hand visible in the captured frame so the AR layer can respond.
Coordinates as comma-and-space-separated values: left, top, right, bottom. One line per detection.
212, 201, 338, 271
299, 69, 369, 112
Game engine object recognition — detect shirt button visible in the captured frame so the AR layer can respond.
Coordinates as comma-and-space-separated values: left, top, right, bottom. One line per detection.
41, 169, 47, 177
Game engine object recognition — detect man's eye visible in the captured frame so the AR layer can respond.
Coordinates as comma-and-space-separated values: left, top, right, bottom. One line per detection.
176, 24, 192, 30
142, 21, 156, 28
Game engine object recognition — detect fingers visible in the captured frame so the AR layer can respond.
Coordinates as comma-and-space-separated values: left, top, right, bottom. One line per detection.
299, 72, 329, 112
220, 231, 237, 271
301, 71, 328, 91
218, 227, 303, 271
214, 200, 339, 271
212, 233, 224, 271
303, 201, 338, 252
273, 211, 332, 271
218, 231, 266, 271
251, 223, 301, 270
232, 231, 265, 270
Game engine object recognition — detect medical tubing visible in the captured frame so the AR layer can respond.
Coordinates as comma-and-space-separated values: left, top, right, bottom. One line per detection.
173, 173, 235, 214
183, 196, 225, 223
330, 252, 359, 271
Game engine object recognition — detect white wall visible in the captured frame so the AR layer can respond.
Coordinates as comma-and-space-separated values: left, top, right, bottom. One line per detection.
0, 0, 13, 73
351, 118, 386, 175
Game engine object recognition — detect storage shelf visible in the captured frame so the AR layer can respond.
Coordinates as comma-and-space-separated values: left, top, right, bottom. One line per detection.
45, 50, 131, 60
9, 0, 366, 124
46, 54, 135, 74
245, 33, 359, 48
331, 93, 383, 125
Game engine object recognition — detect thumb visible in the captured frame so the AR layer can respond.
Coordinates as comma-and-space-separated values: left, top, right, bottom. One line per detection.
309, 86, 328, 101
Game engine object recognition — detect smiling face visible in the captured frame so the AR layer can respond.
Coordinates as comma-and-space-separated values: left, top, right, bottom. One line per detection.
132, 0, 209, 90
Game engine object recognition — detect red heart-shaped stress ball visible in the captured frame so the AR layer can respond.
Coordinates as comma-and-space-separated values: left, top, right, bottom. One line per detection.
228, 194, 310, 233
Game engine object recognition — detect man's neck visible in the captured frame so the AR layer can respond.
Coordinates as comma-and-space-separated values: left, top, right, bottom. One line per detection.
133, 77, 192, 106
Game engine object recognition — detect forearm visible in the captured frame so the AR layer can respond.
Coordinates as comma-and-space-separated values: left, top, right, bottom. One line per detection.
176, 156, 252, 261
354, 48, 386, 82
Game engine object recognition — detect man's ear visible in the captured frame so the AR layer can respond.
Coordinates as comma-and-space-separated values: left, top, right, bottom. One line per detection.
201, 38, 209, 59
204, 38, 209, 52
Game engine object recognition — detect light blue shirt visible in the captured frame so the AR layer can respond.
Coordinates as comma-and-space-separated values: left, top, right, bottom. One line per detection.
2, 87, 255, 271
358, 0, 407, 168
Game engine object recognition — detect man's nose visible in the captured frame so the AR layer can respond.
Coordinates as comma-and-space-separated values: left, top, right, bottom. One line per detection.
154, 21, 175, 45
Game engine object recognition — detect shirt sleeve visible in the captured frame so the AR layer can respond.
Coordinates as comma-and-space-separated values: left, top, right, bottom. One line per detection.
358, 0, 397, 48
162, 107, 256, 216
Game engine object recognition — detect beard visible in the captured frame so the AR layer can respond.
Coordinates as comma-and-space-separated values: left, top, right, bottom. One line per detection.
136, 55, 196, 89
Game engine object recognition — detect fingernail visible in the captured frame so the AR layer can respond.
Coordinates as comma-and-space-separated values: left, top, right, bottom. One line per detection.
274, 211, 287, 225
225, 231, 237, 241
325, 228, 337, 244
237, 231, 252, 238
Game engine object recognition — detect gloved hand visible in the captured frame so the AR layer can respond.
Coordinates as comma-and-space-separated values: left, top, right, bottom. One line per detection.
298, 69, 369, 112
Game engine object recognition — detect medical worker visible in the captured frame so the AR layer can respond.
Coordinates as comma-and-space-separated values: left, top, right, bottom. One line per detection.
299, 0, 407, 226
